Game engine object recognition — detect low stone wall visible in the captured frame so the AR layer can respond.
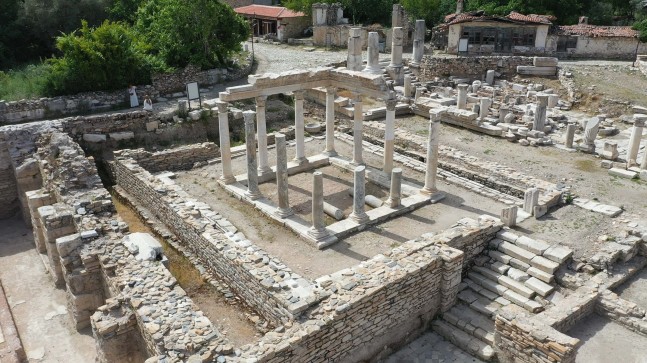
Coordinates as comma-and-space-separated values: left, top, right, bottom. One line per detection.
0, 134, 18, 219
0, 58, 252, 124
495, 308, 580, 363
238, 217, 502, 363
416, 56, 534, 81
110, 156, 321, 326
540, 285, 599, 333
596, 289, 647, 336
115, 143, 219, 173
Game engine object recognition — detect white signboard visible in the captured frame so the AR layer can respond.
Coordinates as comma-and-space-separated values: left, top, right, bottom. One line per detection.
458, 38, 469, 53
186, 82, 201, 109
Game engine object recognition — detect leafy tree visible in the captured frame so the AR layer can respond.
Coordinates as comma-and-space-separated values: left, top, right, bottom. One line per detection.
44, 20, 164, 95
284, 0, 394, 25
400, 0, 456, 26
136, 0, 249, 69
0, 0, 22, 67
109, 0, 144, 23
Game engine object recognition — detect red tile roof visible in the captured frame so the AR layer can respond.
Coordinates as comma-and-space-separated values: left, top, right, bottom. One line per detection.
443, 11, 554, 26
234, 5, 305, 19
557, 24, 638, 38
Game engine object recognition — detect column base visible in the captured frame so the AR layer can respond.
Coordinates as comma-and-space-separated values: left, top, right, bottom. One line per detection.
220, 175, 237, 185
385, 198, 401, 209
307, 227, 329, 240
258, 166, 273, 177
351, 158, 365, 166
419, 189, 446, 203
363, 66, 382, 74
293, 157, 309, 166
245, 189, 263, 201
349, 211, 370, 224
274, 207, 294, 219
322, 150, 337, 157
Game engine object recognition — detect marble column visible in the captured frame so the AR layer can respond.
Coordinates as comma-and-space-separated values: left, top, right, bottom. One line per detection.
349, 165, 369, 224
479, 98, 491, 121
533, 94, 549, 131
420, 109, 442, 196
501, 206, 518, 227
308, 171, 329, 239
548, 94, 559, 108
523, 188, 539, 214
485, 70, 495, 85
411, 20, 425, 66
293, 90, 308, 165
386, 168, 402, 208
627, 116, 645, 166
499, 105, 510, 123
641, 144, 647, 170
243, 111, 262, 200
347, 28, 363, 71
352, 92, 364, 165
216, 101, 235, 184
324, 87, 337, 156
274, 133, 293, 218
363, 32, 381, 74
457, 83, 468, 110
383, 98, 397, 174
565, 124, 576, 148
404, 74, 412, 98
387, 27, 404, 85
255, 96, 272, 176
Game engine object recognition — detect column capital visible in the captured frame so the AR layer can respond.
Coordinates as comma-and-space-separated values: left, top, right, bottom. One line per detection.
351, 92, 363, 103
255, 95, 267, 108
243, 110, 256, 123
325, 86, 337, 94
293, 90, 305, 100
536, 93, 549, 105
216, 100, 228, 114
430, 108, 446, 122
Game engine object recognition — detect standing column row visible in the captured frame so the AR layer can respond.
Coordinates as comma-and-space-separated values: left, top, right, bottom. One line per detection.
243, 111, 262, 200
324, 87, 337, 156
383, 98, 397, 174
293, 90, 308, 165
352, 92, 364, 165
255, 95, 272, 176
217, 100, 235, 184
420, 109, 443, 196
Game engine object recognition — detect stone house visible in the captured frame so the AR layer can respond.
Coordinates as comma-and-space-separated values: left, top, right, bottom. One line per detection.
439, 11, 555, 55
234, 5, 310, 42
551, 18, 647, 59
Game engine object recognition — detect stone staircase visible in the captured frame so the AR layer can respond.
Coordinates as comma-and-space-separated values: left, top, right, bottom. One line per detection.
431, 229, 574, 361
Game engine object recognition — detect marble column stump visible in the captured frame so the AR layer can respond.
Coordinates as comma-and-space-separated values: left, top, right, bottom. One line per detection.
420, 109, 443, 197
217, 101, 235, 184
386, 168, 402, 208
308, 171, 329, 239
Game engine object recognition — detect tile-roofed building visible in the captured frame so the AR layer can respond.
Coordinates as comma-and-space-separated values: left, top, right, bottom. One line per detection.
557, 25, 639, 38
234, 5, 309, 43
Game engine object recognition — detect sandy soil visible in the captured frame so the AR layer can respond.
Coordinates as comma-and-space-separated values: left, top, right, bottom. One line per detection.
174, 137, 508, 280
112, 196, 259, 347
0, 214, 97, 363
569, 314, 647, 363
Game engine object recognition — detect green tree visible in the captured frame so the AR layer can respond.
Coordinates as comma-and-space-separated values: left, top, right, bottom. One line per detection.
136, 0, 249, 69
109, 0, 144, 23
0, 0, 22, 68
400, 0, 456, 26
284, 0, 394, 25
44, 20, 163, 95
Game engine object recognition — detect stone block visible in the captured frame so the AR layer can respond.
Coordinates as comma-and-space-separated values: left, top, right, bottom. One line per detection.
543, 245, 573, 264
526, 267, 554, 283
507, 267, 530, 282
109, 132, 135, 141
498, 241, 537, 264
533, 57, 558, 67
608, 168, 637, 179
534, 205, 548, 219
146, 121, 159, 132
530, 255, 560, 274
524, 277, 554, 297
56, 234, 82, 257
83, 134, 106, 143
515, 236, 550, 255
498, 275, 536, 298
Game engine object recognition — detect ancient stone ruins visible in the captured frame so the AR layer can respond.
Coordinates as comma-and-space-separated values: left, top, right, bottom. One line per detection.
2, 12, 647, 363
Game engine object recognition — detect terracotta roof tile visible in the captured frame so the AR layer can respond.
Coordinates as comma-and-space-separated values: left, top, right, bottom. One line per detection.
443, 11, 553, 26
234, 5, 305, 19
506, 12, 555, 25
557, 25, 638, 38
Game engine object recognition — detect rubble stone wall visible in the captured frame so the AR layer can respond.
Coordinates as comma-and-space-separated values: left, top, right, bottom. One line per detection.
596, 289, 647, 336
110, 159, 312, 326
239, 218, 499, 362
541, 285, 599, 333
115, 143, 219, 172
0, 134, 18, 219
495, 308, 580, 363
416, 56, 533, 81
0, 59, 252, 124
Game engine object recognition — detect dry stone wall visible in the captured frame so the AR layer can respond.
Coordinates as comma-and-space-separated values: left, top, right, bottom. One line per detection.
0, 59, 252, 124
109, 156, 322, 326
416, 56, 534, 81
115, 143, 219, 173
0, 134, 18, 219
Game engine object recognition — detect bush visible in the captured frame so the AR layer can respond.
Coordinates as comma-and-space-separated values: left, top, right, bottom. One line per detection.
44, 20, 165, 96
0, 63, 50, 101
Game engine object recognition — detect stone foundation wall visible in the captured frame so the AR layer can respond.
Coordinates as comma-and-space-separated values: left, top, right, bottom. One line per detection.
114, 143, 219, 172
0, 134, 18, 219
0, 59, 252, 124
541, 285, 599, 333
416, 56, 534, 81
494, 308, 580, 363
110, 157, 320, 326
596, 289, 647, 336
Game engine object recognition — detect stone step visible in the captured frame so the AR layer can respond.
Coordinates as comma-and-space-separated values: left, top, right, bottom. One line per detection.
472, 267, 536, 299
524, 276, 554, 297
467, 271, 508, 295
498, 241, 537, 264
443, 303, 496, 345
432, 320, 496, 361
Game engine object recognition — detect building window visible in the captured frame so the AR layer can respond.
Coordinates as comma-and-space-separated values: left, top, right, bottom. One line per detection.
512, 28, 535, 47
463, 26, 535, 47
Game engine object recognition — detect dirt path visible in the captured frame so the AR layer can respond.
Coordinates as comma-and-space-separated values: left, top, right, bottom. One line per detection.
0, 214, 96, 363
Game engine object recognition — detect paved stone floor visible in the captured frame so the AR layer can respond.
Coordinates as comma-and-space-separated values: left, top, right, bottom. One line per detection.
384, 331, 485, 363
0, 214, 96, 362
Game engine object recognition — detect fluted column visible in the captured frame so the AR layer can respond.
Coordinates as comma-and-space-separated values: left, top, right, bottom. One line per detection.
293, 90, 308, 165
420, 109, 442, 196
383, 98, 397, 174
324, 87, 337, 156
255, 96, 272, 176
243, 111, 262, 200
352, 92, 364, 165
274, 133, 293, 218
217, 101, 235, 184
